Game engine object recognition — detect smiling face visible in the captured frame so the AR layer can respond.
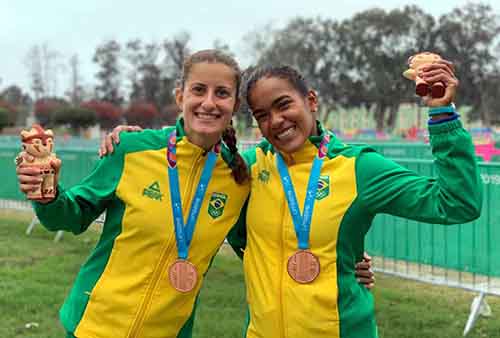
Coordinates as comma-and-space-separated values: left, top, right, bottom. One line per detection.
175, 62, 239, 150
248, 76, 318, 154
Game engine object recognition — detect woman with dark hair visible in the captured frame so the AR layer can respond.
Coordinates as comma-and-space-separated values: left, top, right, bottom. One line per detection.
227, 62, 481, 338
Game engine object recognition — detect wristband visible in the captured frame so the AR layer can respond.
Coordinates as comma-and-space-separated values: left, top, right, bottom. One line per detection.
428, 103, 456, 116
428, 113, 459, 125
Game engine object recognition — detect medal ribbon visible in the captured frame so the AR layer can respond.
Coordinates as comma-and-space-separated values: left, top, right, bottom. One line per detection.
167, 131, 220, 259
276, 134, 330, 250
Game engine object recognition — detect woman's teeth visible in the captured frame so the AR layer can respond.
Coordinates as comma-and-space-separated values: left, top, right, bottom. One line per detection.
195, 112, 220, 120
276, 126, 295, 140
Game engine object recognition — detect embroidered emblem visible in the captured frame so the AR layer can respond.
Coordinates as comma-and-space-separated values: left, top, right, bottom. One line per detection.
258, 170, 270, 183
316, 175, 330, 200
208, 192, 227, 219
143, 181, 163, 201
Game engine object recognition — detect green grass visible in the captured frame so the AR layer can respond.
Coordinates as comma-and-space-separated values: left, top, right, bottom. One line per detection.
1, 210, 499, 338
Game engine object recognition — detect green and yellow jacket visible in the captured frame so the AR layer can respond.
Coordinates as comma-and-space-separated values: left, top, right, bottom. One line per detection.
34, 119, 249, 338
228, 118, 482, 338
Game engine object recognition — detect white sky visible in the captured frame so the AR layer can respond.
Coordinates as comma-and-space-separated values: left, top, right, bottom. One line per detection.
0, 0, 497, 96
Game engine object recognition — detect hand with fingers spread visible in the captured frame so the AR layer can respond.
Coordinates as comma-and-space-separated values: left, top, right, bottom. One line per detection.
99, 125, 143, 157
355, 252, 375, 289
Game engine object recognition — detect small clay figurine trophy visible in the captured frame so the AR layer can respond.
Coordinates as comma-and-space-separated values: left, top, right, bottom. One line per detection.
403, 52, 445, 98
16, 124, 58, 200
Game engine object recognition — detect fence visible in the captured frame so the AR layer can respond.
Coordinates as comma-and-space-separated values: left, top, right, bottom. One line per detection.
243, 140, 437, 159
366, 160, 500, 291
352, 142, 435, 159
0, 135, 100, 149
0, 145, 100, 204
1, 142, 499, 335
364, 159, 500, 335
0, 144, 106, 241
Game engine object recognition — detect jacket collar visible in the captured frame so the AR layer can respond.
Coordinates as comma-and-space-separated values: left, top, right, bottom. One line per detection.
171, 117, 236, 167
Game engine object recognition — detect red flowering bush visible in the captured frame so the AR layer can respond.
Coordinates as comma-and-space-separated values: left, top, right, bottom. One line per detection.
81, 100, 123, 129
125, 102, 159, 128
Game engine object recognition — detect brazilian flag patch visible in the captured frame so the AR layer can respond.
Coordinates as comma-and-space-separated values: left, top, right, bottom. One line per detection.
208, 192, 227, 219
316, 175, 330, 200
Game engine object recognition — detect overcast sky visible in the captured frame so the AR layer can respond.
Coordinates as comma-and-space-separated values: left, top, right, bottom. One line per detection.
1, 0, 497, 96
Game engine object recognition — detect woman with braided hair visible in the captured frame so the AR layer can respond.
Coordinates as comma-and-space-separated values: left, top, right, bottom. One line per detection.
16, 49, 251, 338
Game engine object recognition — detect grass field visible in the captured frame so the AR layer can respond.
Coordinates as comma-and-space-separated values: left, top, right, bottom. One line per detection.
1, 210, 499, 338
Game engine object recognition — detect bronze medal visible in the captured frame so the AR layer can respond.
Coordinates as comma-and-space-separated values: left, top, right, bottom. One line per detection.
169, 259, 198, 293
287, 250, 320, 284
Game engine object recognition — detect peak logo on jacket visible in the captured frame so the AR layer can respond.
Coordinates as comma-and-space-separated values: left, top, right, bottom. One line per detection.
143, 181, 163, 201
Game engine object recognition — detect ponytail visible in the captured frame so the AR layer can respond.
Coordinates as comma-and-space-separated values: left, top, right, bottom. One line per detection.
222, 122, 249, 185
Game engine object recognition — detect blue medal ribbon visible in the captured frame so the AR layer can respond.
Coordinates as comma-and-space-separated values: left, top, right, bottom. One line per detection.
167, 131, 220, 260
276, 134, 330, 250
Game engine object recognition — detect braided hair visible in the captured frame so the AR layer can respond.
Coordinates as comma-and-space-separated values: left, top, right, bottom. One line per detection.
221, 121, 248, 184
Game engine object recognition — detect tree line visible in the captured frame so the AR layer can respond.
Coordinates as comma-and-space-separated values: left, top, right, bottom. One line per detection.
0, 2, 499, 133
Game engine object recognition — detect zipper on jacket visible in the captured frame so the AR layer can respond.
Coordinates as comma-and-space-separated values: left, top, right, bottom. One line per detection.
128, 236, 175, 337
279, 171, 288, 338
128, 150, 204, 337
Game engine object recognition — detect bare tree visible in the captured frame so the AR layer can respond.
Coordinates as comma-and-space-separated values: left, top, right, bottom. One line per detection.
42, 44, 65, 96
66, 54, 84, 104
25, 45, 45, 99
24, 43, 64, 99
163, 31, 191, 81
93, 39, 123, 104
125, 39, 143, 100
241, 23, 276, 65
125, 39, 162, 106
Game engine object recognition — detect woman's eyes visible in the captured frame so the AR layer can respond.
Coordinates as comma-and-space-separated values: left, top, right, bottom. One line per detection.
278, 101, 291, 110
216, 88, 231, 98
191, 86, 205, 94
255, 113, 268, 122
190, 86, 231, 98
